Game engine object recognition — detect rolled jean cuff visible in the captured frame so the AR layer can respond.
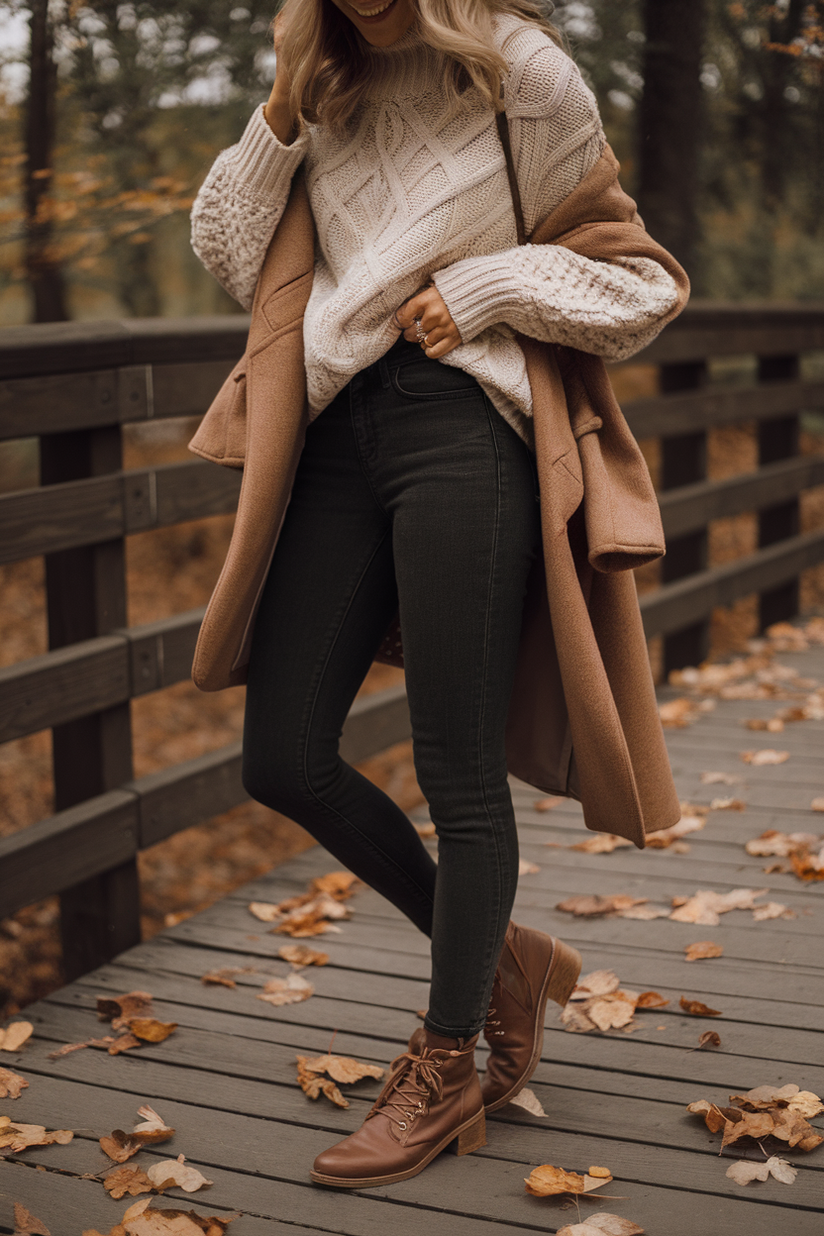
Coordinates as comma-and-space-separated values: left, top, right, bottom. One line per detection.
423, 1014, 485, 1040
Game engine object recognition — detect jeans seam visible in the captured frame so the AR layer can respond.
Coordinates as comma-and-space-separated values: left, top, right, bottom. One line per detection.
298, 527, 436, 917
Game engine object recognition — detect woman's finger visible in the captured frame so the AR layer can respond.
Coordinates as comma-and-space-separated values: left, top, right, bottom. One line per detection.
424, 334, 460, 359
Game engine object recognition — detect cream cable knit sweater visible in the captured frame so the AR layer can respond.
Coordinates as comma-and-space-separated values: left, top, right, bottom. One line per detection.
191, 15, 679, 441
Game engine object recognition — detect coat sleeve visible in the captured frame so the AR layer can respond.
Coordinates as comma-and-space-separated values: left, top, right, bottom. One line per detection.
190, 106, 310, 311
431, 28, 681, 362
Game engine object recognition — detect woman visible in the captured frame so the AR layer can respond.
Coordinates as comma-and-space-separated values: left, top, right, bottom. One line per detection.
190, 0, 685, 1190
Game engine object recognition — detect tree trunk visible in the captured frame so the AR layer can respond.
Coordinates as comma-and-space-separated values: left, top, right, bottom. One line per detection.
637, 0, 706, 278
25, 0, 68, 322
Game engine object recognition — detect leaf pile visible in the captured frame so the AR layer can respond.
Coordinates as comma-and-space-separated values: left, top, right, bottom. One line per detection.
557, 886, 786, 924
296, 1052, 384, 1109
524, 1163, 613, 1196
249, 870, 360, 936
688, 1084, 824, 1152
82, 1197, 236, 1235
103, 1156, 214, 1200
560, 970, 667, 1034
745, 829, 824, 882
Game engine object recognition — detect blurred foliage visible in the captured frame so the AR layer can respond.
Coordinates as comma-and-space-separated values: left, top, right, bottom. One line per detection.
0, 0, 822, 323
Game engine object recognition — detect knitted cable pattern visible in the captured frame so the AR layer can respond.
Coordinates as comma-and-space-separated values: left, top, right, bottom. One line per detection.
190, 14, 680, 441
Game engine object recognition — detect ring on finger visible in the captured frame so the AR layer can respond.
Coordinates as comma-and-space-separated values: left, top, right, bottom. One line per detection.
414, 317, 427, 344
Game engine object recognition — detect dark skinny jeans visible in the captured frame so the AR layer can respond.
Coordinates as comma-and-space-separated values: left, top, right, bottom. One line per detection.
242, 335, 541, 1038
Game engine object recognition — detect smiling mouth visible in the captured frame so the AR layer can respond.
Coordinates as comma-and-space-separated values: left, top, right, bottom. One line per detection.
349, 0, 399, 19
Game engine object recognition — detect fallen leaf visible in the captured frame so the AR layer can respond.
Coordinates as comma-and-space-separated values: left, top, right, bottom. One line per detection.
82, 1197, 238, 1235
701, 771, 743, 785
146, 1154, 213, 1193
534, 796, 562, 811
790, 845, 824, 882
721, 1109, 780, 1147
745, 829, 819, 857
740, 749, 789, 765
616, 903, 672, 920
659, 697, 701, 727
12, 1203, 51, 1235
296, 1056, 348, 1108
787, 1091, 824, 1118
277, 944, 329, 967
108, 1034, 141, 1055
709, 797, 746, 811
635, 991, 668, 1008
588, 1166, 613, 1179
519, 858, 540, 875
685, 941, 724, 961
524, 1164, 589, 1196
96, 992, 153, 1030
299, 1053, 384, 1085
0, 1117, 73, 1152
200, 970, 238, 988
413, 820, 436, 837
103, 1165, 154, 1199
726, 1155, 797, 1186
744, 717, 785, 732
127, 1019, 177, 1043
686, 1100, 731, 1133
560, 1003, 598, 1033
99, 1106, 174, 1163
556, 894, 647, 918
696, 1031, 721, 1049
752, 901, 790, 921
557, 1218, 644, 1236
256, 973, 314, 1006
509, 1087, 547, 1117
569, 834, 633, 853
310, 871, 360, 900
680, 997, 722, 1016
0, 1022, 33, 1052
669, 887, 769, 926
0, 1066, 28, 1098
587, 995, 636, 1031
646, 816, 706, 848
47, 1036, 117, 1059
248, 902, 282, 923
571, 970, 621, 999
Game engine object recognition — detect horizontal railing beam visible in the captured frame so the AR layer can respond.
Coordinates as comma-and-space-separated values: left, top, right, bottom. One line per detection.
640, 527, 824, 637
623, 379, 824, 440
659, 455, 824, 539
0, 461, 241, 565
0, 683, 413, 917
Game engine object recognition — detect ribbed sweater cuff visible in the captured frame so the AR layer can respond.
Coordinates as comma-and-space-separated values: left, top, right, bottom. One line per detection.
432, 251, 523, 343
227, 104, 309, 200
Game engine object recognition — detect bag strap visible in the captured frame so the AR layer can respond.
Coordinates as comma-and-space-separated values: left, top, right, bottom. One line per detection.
495, 109, 526, 246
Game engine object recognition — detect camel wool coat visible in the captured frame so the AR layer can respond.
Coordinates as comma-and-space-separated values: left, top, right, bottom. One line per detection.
189, 144, 690, 849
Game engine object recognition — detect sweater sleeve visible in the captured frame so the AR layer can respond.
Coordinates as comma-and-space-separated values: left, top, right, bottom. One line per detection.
190, 105, 310, 311
432, 26, 680, 362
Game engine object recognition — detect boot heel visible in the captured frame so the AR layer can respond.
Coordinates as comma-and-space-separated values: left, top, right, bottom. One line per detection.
547, 939, 582, 1008
448, 1111, 487, 1155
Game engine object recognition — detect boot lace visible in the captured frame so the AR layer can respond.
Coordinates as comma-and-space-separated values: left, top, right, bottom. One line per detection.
368, 1049, 445, 1133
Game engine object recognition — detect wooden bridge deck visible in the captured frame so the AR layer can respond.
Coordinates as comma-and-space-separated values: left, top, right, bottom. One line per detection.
2, 640, 823, 1235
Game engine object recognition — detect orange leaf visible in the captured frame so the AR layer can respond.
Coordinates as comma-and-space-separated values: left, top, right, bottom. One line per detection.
684, 941, 724, 961
680, 996, 722, 1016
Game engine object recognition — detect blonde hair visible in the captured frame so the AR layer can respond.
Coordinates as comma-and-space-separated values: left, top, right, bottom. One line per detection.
278, 0, 564, 130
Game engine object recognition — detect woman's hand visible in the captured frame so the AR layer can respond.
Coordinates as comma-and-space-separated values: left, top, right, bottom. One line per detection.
264, 12, 296, 144
394, 285, 462, 359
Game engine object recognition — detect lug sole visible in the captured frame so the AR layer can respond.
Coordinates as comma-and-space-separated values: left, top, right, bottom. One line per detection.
483, 934, 582, 1114
309, 1110, 487, 1189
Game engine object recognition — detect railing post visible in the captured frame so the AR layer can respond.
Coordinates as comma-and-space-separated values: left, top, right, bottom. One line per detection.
40, 416, 141, 981
757, 354, 801, 629
660, 360, 709, 675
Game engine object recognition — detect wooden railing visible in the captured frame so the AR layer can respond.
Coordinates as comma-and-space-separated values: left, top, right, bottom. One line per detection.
1, 303, 823, 979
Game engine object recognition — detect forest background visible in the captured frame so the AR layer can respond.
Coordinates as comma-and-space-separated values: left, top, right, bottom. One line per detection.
1, 0, 823, 1016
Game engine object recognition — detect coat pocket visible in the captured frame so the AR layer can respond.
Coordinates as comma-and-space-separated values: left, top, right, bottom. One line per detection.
188, 355, 247, 469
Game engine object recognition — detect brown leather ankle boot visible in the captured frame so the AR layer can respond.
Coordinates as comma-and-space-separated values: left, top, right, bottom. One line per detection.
481, 921, 581, 1112
310, 1028, 486, 1188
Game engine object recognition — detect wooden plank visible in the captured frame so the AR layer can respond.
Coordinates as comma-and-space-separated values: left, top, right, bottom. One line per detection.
659, 454, 824, 539
134, 743, 246, 848
640, 302, 824, 364
0, 790, 137, 918
640, 527, 824, 637
623, 377, 824, 439
0, 462, 240, 565
0, 635, 128, 743
126, 606, 206, 695
339, 682, 412, 764
150, 359, 237, 421
0, 366, 148, 441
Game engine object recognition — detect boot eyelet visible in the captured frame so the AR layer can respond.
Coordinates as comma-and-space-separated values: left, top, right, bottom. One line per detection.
398, 1121, 407, 1130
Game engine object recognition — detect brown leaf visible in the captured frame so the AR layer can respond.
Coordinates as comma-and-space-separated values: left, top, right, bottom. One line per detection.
277, 944, 329, 967
560, 1003, 598, 1033
811, 797, 824, 812
96, 991, 153, 1030
108, 1034, 141, 1055
556, 894, 647, 918
634, 991, 668, 1008
569, 834, 633, 853
697, 1031, 721, 1050
524, 1164, 588, 1196
571, 970, 621, 999
685, 941, 724, 961
0, 1117, 73, 1152
686, 1099, 730, 1133
709, 797, 746, 811
146, 1155, 213, 1193
247, 902, 282, 923
83, 1198, 237, 1235
12, 1203, 51, 1235
740, 748, 789, 765
557, 1218, 644, 1236
509, 1088, 547, 1117
587, 995, 636, 1032
645, 815, 705, 848
721, 1109, 777, 1147
47, 1036, 117, 1059
0, 1022, 33, 1052
659, 697, 700, 727
300, 1053, 384, 1085
309, 871, 360, 900
669, 887, 769, 925
99, 1106, 175, 1163
127, 1019, 177, 1043
519, 858, 540, 874
680, 996, 722, 1017
103, 1166, 154, 1199
0, 1066, 28, 1098
616, 903, 672, 920
730, 1083, 801, 1109
200, 970, 238, 988
256, 973, 314, 1006
296, 1056, 348, 1108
